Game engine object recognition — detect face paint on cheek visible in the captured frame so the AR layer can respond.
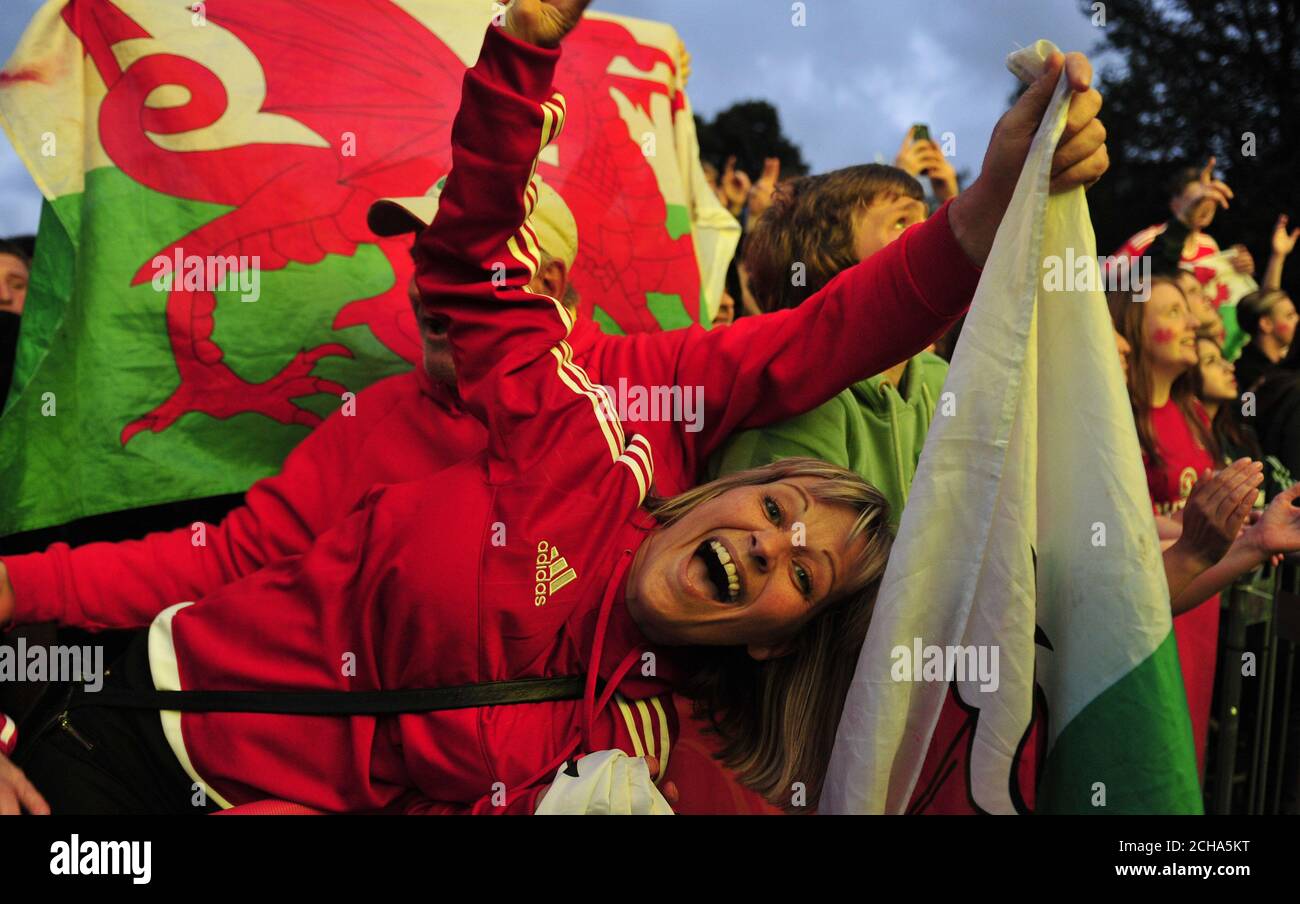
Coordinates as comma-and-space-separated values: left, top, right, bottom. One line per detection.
1151, 327, 1176, 346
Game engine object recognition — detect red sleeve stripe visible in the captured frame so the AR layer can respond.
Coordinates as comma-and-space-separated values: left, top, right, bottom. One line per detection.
539, 99, 563, 154
613, 693, 673, 781
616, 435, 655, 505
550, 342, 622, 462
1121, 224, 1165, 257
544, 92, 567, 123
503, 94, 567, 280
507, 232, 540, 277
559, 343, 625, 447
625, 434, 654, 483
649, 695, 672, 777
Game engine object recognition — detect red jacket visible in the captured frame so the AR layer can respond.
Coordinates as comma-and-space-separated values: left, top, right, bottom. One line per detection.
5, 25, 980, 812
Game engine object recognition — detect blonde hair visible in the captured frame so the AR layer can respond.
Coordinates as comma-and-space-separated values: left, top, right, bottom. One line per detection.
647, 457, 893, 812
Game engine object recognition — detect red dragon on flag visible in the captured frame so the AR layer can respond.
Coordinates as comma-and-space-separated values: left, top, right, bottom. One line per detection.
0, 0, 730, 533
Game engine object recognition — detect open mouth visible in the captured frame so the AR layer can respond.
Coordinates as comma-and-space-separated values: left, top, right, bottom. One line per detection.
692, 537, 741, 603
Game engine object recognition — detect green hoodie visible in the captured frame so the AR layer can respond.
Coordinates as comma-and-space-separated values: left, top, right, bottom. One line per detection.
708, 351, 949, 528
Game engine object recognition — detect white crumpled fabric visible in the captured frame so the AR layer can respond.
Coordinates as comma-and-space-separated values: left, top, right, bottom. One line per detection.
534, 748, 675, 815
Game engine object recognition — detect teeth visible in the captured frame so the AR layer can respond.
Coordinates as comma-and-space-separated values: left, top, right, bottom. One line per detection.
709, 540, 740, 601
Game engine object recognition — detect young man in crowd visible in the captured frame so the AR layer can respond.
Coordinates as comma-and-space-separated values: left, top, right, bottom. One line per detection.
1229, 214, 1300, 390
708, 164, 942, 530
1233, 289, 1298, 393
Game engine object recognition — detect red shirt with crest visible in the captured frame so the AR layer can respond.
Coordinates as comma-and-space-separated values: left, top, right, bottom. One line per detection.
1144, 398, 1218, 778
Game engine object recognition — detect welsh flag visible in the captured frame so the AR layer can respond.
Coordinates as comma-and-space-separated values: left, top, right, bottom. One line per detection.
822, 42, 1202, 815
0, 0, 736, 534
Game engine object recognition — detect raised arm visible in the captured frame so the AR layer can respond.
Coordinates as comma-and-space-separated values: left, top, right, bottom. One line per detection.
414, 5, 646, 489
1264, 214, 1298, 291
0, 410, 361, 632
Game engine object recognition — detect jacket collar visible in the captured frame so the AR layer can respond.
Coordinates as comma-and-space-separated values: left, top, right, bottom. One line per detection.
850, 355, 920, 410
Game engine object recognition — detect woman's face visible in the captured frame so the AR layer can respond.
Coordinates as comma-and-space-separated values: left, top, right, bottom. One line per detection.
1196, 338, 1237, 402
628, 477, 869, 659
1141, 282, 1199, 374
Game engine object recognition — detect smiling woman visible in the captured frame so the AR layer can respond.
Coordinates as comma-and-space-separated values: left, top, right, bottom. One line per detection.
632, 457, 892, 807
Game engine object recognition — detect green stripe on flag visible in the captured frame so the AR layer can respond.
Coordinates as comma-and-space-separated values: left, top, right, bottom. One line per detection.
0, 168, 408, 535
1039, 630, 1203, 814
590, 306, 626, 336
646, 292, 692, 331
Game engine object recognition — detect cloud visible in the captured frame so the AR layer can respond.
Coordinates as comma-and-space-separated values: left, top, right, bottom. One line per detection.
602, 0, 1109, 174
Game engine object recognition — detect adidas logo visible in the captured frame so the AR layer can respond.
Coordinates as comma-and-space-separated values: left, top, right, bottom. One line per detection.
534, 540, 577, 607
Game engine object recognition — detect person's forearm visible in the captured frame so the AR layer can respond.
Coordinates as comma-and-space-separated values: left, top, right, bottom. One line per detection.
1263, 250, 1286, 291
946, 178, 1011, 267
1162, 540, 1210, 609
1169, 538, 1265, 615
1155, 514, 1183, 543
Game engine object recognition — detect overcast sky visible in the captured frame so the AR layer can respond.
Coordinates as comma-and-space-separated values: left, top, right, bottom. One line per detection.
0, 0, 1108, 237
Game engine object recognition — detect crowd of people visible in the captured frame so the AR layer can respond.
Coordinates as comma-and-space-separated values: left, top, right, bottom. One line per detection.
0, 0, 1296, 815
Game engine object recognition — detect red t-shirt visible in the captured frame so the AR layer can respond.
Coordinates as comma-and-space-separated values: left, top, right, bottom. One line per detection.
1144, 399, 1219, 778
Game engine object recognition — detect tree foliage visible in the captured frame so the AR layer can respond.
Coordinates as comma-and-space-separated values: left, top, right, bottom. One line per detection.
1082, 0, 1299, 294
694, 100, 809, 181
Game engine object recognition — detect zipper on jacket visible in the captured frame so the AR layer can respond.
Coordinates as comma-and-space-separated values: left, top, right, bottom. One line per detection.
11, 683, 79, 767
57, 712, 95, 751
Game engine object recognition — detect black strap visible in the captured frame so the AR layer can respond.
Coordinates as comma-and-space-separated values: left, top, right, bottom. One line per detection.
68, 676, 586, 716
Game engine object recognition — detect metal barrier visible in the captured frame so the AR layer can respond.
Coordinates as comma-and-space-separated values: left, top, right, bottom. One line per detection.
1208, 560, 1300, 814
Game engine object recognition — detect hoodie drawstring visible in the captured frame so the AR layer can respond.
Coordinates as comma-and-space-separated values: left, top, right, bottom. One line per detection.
582, 548, 640, 751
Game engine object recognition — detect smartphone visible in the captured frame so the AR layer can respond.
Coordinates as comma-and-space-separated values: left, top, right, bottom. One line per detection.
911, 123, 931, 144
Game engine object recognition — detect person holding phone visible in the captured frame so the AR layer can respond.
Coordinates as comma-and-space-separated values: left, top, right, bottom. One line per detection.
895, 124, 960, 201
